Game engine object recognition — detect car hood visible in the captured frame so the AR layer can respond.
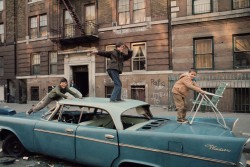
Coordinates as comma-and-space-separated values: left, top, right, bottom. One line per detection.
138, 119, 235, 137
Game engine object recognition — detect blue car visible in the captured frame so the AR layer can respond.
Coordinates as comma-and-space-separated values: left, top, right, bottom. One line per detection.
0, 97, 249, 167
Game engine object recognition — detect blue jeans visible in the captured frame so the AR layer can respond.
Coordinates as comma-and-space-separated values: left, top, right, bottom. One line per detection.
107, 69, 122, 101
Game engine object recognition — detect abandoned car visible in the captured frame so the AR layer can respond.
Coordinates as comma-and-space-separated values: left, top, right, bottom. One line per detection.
0, 97, 249, 167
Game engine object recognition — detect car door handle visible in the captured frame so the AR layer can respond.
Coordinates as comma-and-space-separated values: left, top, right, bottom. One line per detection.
105, 134, 115, 140
65, 128, 74, 134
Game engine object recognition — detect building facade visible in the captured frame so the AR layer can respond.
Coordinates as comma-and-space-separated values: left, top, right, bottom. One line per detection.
0, 0, 249, 112
170, 0, 250, 112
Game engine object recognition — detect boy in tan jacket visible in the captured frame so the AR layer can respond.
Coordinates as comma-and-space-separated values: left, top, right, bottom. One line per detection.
172, 69, 205, 123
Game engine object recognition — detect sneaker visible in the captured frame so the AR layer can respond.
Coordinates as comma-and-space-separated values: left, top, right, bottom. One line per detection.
110, 100, 118, 103
177, 119, 188, 123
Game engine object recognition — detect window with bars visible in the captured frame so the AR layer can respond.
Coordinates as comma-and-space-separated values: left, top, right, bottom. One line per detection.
118, 0, 146, 25
29, 14, 47, 39
132, 42, 146, 71
233, 0, 250, 9
193, 0, 212, 14
31, 54, 40, 75
131, 85, 145, 101
49, 52, 57, 74
194, 38, 213, 69
0, 56, 3, 76
234, 88, 250, 113
31, 86, 39, 101
233, 34, 250, 68
0, 24, 4, 43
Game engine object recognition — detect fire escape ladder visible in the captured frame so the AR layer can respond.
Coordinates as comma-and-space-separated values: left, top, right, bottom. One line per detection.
61, 0, 85, 35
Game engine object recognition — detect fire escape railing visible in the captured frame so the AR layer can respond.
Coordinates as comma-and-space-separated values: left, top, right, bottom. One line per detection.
61, 0, 85, 35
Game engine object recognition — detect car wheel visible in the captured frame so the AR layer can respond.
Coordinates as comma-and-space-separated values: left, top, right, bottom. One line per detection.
2, 135, 26, 157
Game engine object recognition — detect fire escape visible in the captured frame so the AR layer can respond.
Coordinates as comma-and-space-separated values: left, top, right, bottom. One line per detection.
50, 0, 98, 46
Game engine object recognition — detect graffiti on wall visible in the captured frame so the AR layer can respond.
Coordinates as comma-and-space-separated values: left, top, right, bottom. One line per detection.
150, 79, 168, 105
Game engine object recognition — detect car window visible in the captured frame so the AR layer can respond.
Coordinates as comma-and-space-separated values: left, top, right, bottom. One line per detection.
121, 106, 151, 129
46, 104, 115, 129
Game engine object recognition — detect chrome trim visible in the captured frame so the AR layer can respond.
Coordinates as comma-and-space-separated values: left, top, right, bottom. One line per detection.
34, 129, 74, 137
119, 143, 236, 166
232, 118, 239, 131
76, 135, 118, 146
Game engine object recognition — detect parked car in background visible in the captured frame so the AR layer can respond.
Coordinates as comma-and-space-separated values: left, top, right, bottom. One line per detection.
0, 97, 249, 167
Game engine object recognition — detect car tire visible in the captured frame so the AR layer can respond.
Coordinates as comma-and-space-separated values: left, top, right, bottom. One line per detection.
2, 134, 26, 157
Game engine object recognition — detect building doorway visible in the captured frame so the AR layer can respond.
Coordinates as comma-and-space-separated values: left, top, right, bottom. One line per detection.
72, 65, 89, 97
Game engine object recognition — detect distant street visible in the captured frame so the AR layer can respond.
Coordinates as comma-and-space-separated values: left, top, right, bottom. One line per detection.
0, 102, 249, 166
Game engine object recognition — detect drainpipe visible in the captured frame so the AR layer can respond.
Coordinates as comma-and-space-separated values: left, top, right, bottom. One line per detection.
168, 0, 173, 70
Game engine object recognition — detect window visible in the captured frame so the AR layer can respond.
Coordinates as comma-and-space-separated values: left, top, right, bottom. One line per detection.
105, 86, 113, 98
131, 85, 145, 101
39, 15, 48, 37
0, 56, 3, 76
64, 10, 74, 38
133, 0, 146, 23
0, 24, 4, 43
193, 0, 212, 14
194, 38, 213, 69
118, 0, 146, 25
85, 4, 96, 35
29, 14, 47, 39
234, 88, 250, 113
31, 54, 40, 75
132, 42, 146, 71
0, 0, 3, 11
49, 52, 57, 74
233, 0, 250, 9
31, 86, 39, 101
233, 34, 250, 68
105, 45, 116, 70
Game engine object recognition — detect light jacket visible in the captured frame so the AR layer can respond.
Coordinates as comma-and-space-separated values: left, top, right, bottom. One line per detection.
97, 49, 133, 74
172, 73, 202, 97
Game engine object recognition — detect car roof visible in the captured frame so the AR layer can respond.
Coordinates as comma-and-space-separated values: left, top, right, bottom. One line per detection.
58, 97, 150, 115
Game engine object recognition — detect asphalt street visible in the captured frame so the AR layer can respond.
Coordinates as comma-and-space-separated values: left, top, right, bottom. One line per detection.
0, 101, 249, 166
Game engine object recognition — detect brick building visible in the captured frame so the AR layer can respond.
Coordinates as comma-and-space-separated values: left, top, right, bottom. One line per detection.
0, 0, 249, 112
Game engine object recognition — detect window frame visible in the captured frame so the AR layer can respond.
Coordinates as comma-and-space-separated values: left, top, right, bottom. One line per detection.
29, 14, 47, 39
0, 23, 4, 43
117, 0, 146, 25
49, 51, 57, 75
192, 0, 212, 15
193, 37, 214, 70
233, 33, 250, 69
131, 42, 147, 71
0, 0, 3, 11
31, 53, 40, 75
232, 0, 250, 9
0, 56, 3, 76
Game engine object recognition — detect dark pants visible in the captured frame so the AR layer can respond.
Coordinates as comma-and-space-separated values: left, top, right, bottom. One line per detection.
107, 69, 122, 101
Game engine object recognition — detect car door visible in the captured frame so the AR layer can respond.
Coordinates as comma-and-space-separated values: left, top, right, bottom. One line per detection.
34, 121, 77, 161
75, 110, 119, 167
